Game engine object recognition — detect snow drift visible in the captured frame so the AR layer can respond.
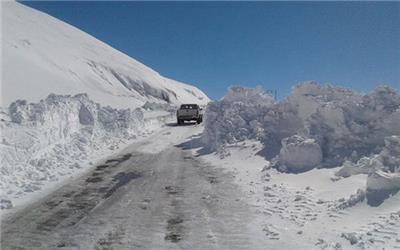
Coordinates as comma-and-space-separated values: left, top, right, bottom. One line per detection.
201, 82, 399, 204
1, 2, 210, 208
202, 82, 399, 169
2, 2, 209, 108
1, 94, 173, 207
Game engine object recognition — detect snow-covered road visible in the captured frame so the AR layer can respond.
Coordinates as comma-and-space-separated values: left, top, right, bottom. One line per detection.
1, 124, 262, 250
3, 121, 399, 250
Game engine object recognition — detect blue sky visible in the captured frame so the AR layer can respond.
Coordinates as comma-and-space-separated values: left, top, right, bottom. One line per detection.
22, 1, 399, 100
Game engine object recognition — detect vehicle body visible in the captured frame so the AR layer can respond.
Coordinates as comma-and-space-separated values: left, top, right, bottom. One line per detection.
176, 104, 203, 125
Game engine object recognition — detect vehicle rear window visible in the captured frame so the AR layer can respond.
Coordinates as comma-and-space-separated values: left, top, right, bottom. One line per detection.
180, 104, 198, 109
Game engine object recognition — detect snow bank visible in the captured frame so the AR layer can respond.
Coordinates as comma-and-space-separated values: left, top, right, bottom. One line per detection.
0, 94, 172, 208
201, 86, 274, 152
202, 82, 400, 173
1, 2, 210, 210
336, 135, 400, 177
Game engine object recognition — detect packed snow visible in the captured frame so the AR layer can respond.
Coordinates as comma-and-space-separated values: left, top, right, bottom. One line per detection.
2, 2, 209, 108
0, 93, 176, 209
2, 1, 399, 249
196, 82, 400, 249
1, 2, 209, 210
272, 135, 323, 173
190, 137, 400, 249
202, 83, 399, 177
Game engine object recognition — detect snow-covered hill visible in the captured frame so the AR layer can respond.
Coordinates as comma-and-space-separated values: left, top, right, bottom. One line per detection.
2, 2, 209, 108
0, 2, 209, 210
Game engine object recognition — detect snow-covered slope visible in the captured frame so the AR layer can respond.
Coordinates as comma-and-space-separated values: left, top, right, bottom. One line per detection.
2, 2, 209, 108
0, 1, 209, 210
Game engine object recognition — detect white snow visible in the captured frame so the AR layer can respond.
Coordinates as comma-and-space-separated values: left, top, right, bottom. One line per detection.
1, 2, 209, 211
272, 135, 323, 173
191, 139, 400, 249
0, 93, 176, 210
2, 2, 399, 249
367, 170, 400, 192
1, 2, 209, 108
196, 83, 400, 249
202, 82, 400, 171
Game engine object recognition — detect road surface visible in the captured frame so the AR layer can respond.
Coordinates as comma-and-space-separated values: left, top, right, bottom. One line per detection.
1, 124, 261, 250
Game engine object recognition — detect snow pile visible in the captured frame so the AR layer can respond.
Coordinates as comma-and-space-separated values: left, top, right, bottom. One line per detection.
0, 94, 172, 207
201, 86, 274, 152
379, 135, 400, 173
366, 170, 400, 206
1, 2, 210, 209
336, 135, 400, 177
271, 135, 322, 173
202, 82, 400, 172
335, 136, 400, 205
2, 2, 209, 108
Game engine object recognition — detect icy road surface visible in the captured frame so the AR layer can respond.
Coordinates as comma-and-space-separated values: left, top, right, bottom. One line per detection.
1, 123, 264, 250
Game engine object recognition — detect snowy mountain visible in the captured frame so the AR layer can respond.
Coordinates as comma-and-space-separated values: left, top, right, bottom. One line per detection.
2, 2, 209, 108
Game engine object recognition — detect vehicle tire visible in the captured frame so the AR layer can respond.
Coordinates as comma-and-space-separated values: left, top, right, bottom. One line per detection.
197, 118, 202, 124
177, 119, 181, 125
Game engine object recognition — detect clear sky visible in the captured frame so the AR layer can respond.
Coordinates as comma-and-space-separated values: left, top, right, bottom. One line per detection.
21, 1, 399, 100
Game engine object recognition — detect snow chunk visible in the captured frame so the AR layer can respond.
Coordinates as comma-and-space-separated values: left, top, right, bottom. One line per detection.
272, 135, 322, 173
336, 135, 400, 178
366, 170, 400, 206
380, 135, 400, 173
201, 86, 274, 152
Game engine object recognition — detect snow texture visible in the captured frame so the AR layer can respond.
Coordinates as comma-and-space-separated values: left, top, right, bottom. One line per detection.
202, 82, 400, 172
197, 138, 400, 249
366, 170, 400, 206
271, 135, 322, 173
1, 2, 210, 209
202, 83, 399, 206
0, 94, 174, 208
2, 2, 209, 109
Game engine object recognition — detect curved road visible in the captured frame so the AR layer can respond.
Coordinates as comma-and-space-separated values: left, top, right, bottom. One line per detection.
1, 124, 260, 250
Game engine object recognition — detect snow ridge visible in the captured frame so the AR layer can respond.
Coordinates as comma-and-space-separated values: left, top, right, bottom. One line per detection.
202, 82, 400, 171
201, 82, 400, 206
1, 94, 173, 208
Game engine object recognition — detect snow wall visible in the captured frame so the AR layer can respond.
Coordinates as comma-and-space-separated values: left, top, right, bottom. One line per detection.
202, 82, 400, 204
203, 83, 398, 166
0, 93, 173, 208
